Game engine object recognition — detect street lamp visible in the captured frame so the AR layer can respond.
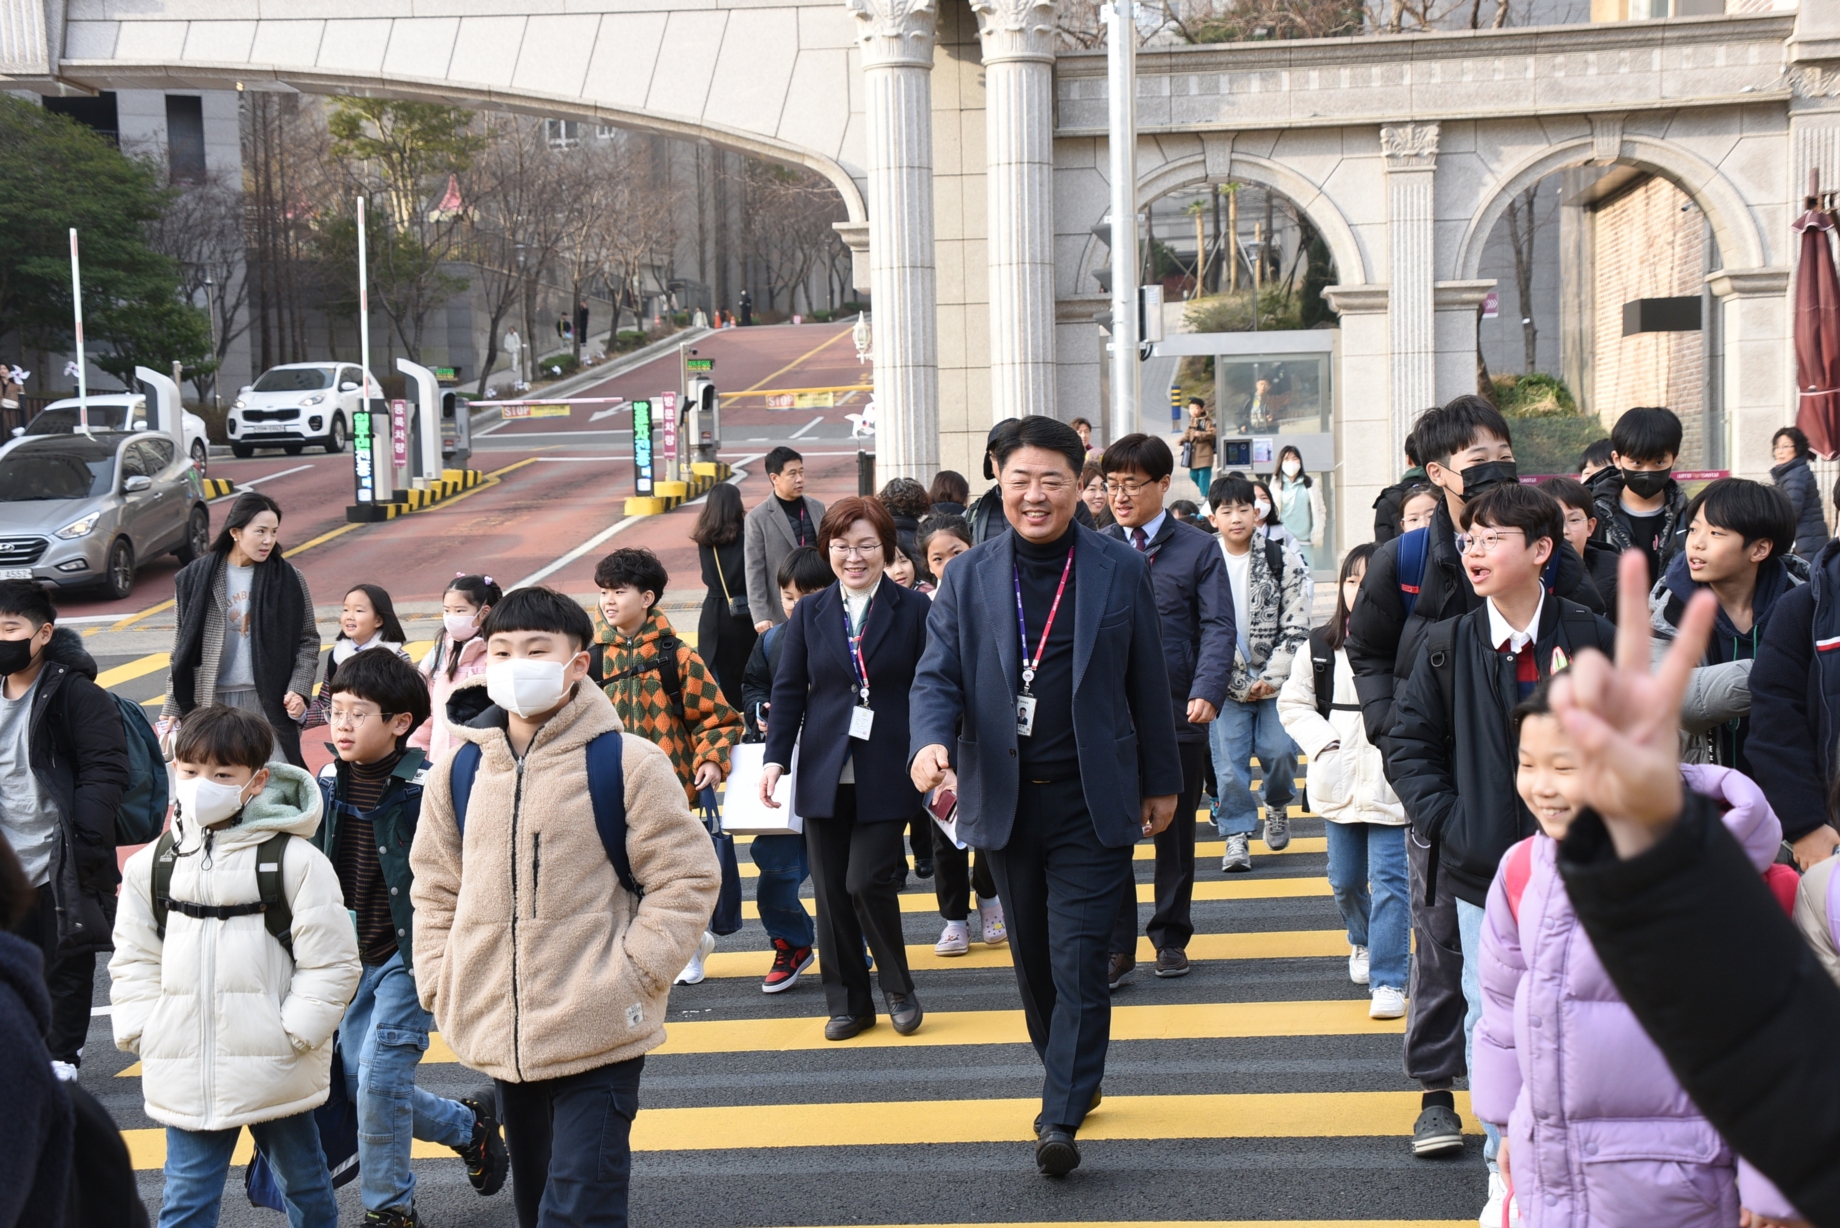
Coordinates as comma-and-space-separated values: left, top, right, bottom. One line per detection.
852, 311, 872, 365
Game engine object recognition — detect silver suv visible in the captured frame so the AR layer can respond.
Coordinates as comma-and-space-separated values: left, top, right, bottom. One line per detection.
0, 432, 211, 599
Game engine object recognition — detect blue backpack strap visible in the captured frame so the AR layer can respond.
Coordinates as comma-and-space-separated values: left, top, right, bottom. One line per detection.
450, 742, 482, 835
585, 732, 641, 898
1397, 526, 1429, 618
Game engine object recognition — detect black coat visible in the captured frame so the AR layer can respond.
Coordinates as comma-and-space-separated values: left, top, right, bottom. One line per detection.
1773, 454, 1831, 562
1385, 596, 1615, 905
1581, 539, 1622, 613
1591, 474, 1688, 586
763, 579, 930, 823
1747, 537, 1840, 843
1346, 500, 1605, 748
1101, 516, 1235, 743
697, 539, 756, 711
739, 621, 790, 741
0, 931, 71, 1227
1371, 466, 1427, 544
22, 628, 130, 955
1558, 798, 1840, 1224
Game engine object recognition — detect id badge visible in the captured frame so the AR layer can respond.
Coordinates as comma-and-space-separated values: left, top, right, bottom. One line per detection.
849, 704, 876, 740
1015, 693, 1037, 737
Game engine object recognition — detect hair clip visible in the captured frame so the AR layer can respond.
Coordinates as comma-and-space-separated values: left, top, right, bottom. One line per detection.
483, 575, 495, 585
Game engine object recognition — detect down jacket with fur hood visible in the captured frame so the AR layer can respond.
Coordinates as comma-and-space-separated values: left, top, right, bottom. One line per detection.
410, 677, 721, 1083
108, 763, 359, 1132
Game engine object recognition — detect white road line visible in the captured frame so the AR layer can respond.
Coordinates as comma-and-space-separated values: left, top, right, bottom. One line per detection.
472, 428, 633, 440
91, 1004, 112, 1016
789, 415, 824, 439
588, 404, 627, 423
533, 457, 625, 462
236, 464, 314, 489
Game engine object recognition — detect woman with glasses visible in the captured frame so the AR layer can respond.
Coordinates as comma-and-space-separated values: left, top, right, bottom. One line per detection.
759, 497, 932, 1040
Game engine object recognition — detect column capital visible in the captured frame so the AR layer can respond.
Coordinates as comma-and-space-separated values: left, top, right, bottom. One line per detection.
1705, 267, 1791, 298
1322, 284, 1389, 315
847, 0, 939, 69
1434, 279, 1496, 311
971, 0, 1057, 65
1380, 123, 1439, 171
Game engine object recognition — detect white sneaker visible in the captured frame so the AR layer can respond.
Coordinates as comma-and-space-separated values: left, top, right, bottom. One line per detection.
1221, 833, 1252, 872
1369, 985, 1406, 1019
1349, 945, 1370, 985
977, 899, 1008, 945
675, 931, 717, 985
934, 921, 970, 956
1479, 1170, 1520, 1227
50, 1060, 78, 1083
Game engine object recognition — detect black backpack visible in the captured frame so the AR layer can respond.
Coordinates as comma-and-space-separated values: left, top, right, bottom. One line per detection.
150, 830, 298, 958
589, 636, 686, 725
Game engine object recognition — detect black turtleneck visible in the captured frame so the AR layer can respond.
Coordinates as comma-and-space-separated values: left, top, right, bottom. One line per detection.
776, 495, 812, 546
1014, 525, 1078, 778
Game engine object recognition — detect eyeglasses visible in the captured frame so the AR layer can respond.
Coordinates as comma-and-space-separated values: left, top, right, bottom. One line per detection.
828, 542, 883, 559
1103, 478, 1156, 496
328, 708, 398, 729
1455, 528, 1526, 555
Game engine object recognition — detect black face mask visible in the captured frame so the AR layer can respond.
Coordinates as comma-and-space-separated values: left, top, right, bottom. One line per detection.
1458, 460, 1519, 499
1620, 466, 1672, 500
0, 636, 37, 677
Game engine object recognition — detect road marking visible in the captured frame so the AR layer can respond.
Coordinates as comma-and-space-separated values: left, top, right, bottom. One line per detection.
737, 874, 1330, 920
789, 415, 824, 439
121, 1092, 1474, 1166
108, 600, 175, 633
737, 326, 856, 393
726, 836, 1326, 881
534, 456, 623, 462
588, 404, 627, 422
511, 515, 645, 588
94, 653, 170, 689
232, 463, 314, 490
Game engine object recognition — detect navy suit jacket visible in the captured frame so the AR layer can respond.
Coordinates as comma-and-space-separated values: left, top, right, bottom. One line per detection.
1102, 516, 1235, 744
763, 578, 929, 823
908, 523, 1184, 850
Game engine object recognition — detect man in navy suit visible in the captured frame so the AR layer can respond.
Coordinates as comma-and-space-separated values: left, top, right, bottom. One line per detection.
910, 414, 1183, 1177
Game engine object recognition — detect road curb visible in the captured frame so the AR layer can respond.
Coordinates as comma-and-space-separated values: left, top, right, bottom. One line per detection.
346, 467, 484, 522
623, 460, 732, 515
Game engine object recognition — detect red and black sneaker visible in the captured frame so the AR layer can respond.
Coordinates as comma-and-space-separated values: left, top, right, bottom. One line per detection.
453, 1096, 509, 1196
761, 938, 814, 994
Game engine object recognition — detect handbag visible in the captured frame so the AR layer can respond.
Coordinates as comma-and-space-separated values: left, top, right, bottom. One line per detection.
720, 742, 804, 834
714, 549, 749, 621
701, 787, 744, 936
1180, 439, 1194, 468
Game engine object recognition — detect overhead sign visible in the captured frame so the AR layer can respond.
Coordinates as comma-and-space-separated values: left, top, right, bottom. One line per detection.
499, 403, 570, 420
633, 398, 654, 495
685, 358, 714, 371
353, 410, 376, 503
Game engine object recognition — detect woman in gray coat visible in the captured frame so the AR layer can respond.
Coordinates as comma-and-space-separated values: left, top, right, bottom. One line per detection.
1771, 426, 1830, 563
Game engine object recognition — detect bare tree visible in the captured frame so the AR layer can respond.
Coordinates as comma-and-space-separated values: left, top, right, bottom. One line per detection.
144, 172, 250, 402
463, 116, 571, 393
1503, 185, 1542, 374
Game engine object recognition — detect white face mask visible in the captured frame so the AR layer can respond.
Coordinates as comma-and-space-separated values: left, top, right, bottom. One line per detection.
177, 775, 255, 827
443, 611, 479, 643
1282, 460, 1301, 478
486, 658, 571, 718
1254, 500, 1271, 519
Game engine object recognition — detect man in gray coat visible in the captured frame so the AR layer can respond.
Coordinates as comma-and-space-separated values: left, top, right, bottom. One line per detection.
743, 447, 827, 631
909, 415, 1182, 1179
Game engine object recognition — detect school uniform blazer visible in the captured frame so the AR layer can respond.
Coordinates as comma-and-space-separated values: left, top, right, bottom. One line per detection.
907, 523, 1185, 851
763, 579, 929, 822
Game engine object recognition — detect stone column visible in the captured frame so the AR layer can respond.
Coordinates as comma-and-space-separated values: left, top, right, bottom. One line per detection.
973, 0, 1056, 422
1708, 268, 1792, 480
1324, 284, 1391, 550
1382, 124, 1439, 465
848, 0, 941, 480
1434, 280, 1497, 403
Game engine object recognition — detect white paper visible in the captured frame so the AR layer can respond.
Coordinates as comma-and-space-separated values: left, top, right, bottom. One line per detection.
719, 742, 804, 834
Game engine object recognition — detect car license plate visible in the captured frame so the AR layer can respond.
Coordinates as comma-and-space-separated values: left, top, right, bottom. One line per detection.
0, 568, 31, 580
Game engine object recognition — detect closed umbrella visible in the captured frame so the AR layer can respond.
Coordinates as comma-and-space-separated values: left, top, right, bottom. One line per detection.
1793, 188, 1840, 459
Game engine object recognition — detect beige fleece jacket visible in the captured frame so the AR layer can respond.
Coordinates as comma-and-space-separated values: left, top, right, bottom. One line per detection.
409, 678, 721, 1083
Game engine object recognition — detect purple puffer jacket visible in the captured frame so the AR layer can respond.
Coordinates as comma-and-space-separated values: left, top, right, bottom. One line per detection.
1472, 764, 1794, 1227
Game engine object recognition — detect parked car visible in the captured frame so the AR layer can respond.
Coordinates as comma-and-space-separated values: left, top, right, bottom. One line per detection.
228, 361, 377, 456
8, 393, 211, 474
0, 432, 211, 599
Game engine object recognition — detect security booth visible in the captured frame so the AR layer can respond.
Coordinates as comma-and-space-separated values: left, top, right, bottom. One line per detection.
441, 391, 471, 471
1148, 330, 1338, 569
686, 374, 719, 465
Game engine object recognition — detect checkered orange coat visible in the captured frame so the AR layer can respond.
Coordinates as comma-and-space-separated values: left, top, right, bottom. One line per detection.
593, 609, 742, 804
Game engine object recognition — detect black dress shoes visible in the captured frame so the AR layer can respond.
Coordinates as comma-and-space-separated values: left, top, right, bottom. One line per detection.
824, 1014, 876, 1041
1035, 1128, 1080, 1176
1034, 1086, 1101, 1136
886, 991, 924, 1035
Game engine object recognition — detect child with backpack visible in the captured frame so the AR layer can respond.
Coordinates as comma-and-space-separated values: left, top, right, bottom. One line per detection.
739, 545, 832, 993
410, 586, 720, 1228
1473, 679, 1797, 1227
1277, 543, 1410, 1020
414, 573, 501, 761
0, 581, 130, 1076
592, 548, 742, 985
109, 704, 360, 1228
312, 649, 508, 1227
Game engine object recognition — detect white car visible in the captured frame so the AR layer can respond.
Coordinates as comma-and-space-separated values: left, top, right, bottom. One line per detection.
10, 394, 211, 474
228, 362, 379, 457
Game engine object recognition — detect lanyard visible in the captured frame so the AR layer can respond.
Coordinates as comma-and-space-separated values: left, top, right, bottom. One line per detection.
1012, 548, 1073, 694
844, 594, 873, 705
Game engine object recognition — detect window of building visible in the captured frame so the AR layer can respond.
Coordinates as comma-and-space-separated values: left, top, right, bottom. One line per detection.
166, 95, 207, 182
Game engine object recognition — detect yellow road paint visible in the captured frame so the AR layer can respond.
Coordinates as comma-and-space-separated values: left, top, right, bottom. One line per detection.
108, 598, 176, 633
121, 1092, 1474, 1168
729, 838, 1326, 880
94, 652, 171, 690
740, 874, 1330, 921
737, 326, 855, 393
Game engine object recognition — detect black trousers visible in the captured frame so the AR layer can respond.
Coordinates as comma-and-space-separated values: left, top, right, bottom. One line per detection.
931, 821, 996, 921
15, 884, 97, 1065
497, 1056, 645, 1228
987, 777, 1134, 1134
1403, 830, 1466, 1087
804, 785, 915, 1018
1109, 739, 1207, 955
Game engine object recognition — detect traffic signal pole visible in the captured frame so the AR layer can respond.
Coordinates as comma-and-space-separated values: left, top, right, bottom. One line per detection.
1104, 0, 1139, 446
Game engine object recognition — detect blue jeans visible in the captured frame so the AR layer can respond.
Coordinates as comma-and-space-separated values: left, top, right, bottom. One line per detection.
337, 953, 474, 1214
1209, 695, 1297, 835
1457, 897, 1502, 1170
159, 1112, 336, 1228
750, 833, 814, 948
1323, 821, 1410, 992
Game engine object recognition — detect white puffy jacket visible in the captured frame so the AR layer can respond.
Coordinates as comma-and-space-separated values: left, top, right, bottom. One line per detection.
1276, 642, 1406, 826
109, 763, 360, 1132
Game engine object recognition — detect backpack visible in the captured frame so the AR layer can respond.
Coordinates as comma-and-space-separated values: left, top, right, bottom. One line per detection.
111, 693, 169, 846
449, 730, 641, 898
589, 636, 686, 726
150, 829, 298, 958
1397, 524, 1565, 620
